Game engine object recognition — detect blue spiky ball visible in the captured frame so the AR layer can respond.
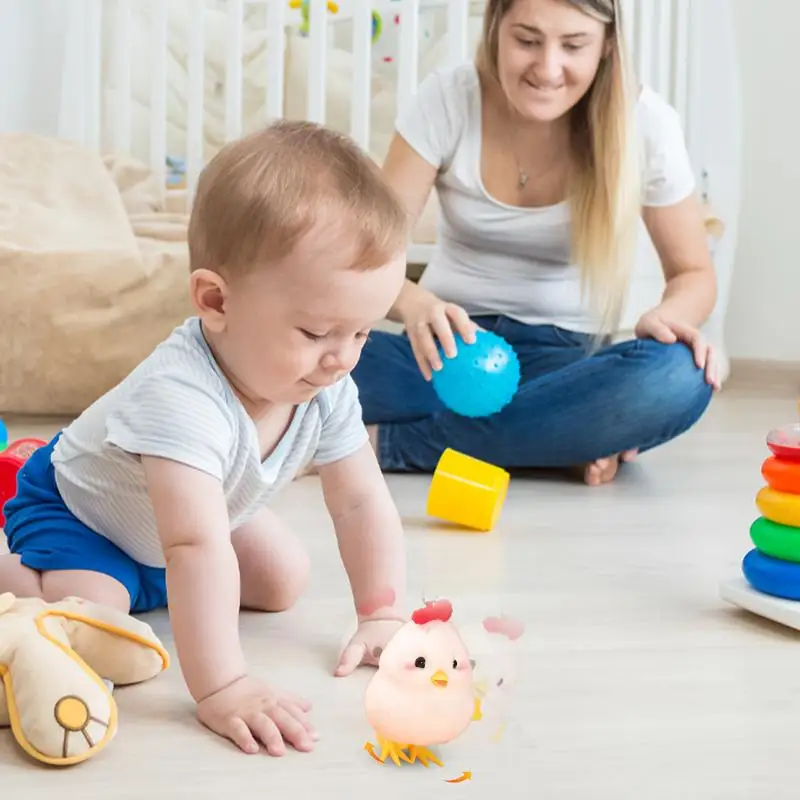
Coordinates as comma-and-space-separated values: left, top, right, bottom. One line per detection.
431, 330, 520, 418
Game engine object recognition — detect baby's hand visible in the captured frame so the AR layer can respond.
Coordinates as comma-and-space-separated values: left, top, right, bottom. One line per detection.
196, 675, 318, 755
335, 618, 406, 676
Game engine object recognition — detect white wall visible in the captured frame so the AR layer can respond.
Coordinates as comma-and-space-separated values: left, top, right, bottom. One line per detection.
726, 0, 800, 363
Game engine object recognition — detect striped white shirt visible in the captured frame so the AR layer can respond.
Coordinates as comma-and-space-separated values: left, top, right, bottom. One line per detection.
51, 317, 368, 567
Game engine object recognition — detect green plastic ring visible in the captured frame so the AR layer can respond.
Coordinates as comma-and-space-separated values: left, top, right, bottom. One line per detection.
750, 516, 800, 562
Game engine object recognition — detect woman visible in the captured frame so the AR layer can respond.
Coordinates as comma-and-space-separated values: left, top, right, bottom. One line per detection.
352, 0, 719, 486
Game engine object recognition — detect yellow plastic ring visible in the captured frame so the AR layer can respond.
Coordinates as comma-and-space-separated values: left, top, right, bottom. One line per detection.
756, 486, 800, 527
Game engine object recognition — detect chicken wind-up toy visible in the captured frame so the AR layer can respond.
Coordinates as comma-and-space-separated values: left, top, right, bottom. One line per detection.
363, 598, 478, 767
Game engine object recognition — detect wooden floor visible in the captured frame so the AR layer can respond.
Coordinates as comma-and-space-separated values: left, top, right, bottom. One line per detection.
3, 379, 800, 798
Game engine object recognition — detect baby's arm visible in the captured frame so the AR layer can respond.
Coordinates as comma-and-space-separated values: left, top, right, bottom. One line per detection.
142, 456, 316, 755
142, 455, 245, 701
318, 440, 406, 623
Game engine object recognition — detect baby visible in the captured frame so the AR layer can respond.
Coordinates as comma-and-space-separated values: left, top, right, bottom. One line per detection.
0, 120, 411, 757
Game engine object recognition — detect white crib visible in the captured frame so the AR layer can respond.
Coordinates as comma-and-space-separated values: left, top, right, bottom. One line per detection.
51, 0, 741, 364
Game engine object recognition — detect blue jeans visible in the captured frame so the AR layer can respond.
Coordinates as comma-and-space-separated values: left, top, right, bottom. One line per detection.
351, 315, 714, 472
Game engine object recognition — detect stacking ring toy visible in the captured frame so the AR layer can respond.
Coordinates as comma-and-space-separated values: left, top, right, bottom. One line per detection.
749, 517, 800, 563
762, 456, 800, 494
766, 423, 800, 461
755, 486, 800, 527
742, 548, 800, 600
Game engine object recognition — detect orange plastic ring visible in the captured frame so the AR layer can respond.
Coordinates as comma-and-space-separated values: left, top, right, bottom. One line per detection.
762, 456, 800, 494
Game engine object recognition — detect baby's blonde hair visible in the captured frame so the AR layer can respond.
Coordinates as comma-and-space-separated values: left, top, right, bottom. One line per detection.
477, 0, 641, 334
189, 120, 409, 277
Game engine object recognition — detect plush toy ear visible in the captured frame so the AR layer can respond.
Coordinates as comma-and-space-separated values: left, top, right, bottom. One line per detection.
2, 605, 118, 766
52, 598, 169, 686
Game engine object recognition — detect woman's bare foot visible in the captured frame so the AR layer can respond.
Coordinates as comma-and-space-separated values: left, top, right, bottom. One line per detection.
583, 449, 638, 486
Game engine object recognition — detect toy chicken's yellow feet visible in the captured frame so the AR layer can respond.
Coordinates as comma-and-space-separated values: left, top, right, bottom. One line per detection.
407, 744, 443, 767
376, 736, 412, 766
472, 696, 483, 721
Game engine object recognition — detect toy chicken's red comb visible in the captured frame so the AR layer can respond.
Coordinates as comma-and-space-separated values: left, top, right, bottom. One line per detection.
412, 599, 453, 625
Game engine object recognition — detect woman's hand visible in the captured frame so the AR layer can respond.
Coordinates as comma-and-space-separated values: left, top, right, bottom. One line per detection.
635, 307, 720, 390
399, 290, 479, 381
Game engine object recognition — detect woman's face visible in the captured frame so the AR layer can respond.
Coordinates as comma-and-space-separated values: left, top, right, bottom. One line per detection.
495, 0, 609, 123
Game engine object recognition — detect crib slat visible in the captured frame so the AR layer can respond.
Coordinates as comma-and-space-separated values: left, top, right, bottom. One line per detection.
306, 0, 327, 123
654, 0, 673, 100
685, 0, 704, 172
673, 0, 691, 125
266, 0, 287, 120
225, 0, 244, 141
186, 0, 205, 202
635, 0, 653, 88
397, 0, 420, 116
113, 0, 132, 153
84, 0, 103, 149
446, 0, 469, 67
350, 3, 372, 150
149, 0, 168, 189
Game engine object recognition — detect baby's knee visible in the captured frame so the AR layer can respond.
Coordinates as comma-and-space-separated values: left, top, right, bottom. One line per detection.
270, 549, 310, 612
245, 546, 310, 613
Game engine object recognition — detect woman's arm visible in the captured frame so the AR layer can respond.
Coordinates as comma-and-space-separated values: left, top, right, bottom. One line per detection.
640, 192, 720, 387
380, 133, 440, 324
377, 132, 478, 376
642, 192, 718, 328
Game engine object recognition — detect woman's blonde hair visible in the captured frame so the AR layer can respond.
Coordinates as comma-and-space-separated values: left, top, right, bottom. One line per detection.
476, 0, 641, 335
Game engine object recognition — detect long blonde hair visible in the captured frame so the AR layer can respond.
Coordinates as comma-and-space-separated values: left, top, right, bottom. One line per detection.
476, 0, 641, 335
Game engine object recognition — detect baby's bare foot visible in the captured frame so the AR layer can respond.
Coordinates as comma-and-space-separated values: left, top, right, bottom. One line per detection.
583, 449, 638, 486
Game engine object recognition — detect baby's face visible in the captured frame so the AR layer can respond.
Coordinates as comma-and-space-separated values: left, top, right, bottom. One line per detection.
210, 228, 406, 406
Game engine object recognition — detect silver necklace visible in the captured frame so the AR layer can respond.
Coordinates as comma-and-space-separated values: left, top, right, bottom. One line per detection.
505, 115, 529, 189
516, 161, 529, 189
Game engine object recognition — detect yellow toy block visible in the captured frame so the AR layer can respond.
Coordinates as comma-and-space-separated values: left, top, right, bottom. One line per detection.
426, 448, 509, 532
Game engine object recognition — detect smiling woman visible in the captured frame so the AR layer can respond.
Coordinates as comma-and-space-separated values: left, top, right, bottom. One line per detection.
351, 0, 718, 486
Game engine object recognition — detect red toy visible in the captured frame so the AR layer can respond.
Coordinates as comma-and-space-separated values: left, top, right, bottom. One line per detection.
0, 438, 46, 527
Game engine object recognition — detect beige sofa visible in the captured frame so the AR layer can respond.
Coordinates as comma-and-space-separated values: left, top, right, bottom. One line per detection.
0, 134, 192, 416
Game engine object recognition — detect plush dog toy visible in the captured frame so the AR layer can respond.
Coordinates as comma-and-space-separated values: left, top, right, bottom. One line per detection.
0, 592, 168, 766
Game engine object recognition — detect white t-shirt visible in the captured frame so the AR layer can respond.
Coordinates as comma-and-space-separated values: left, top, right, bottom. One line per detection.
396, 62, 696, 333
51, 317, 368, 567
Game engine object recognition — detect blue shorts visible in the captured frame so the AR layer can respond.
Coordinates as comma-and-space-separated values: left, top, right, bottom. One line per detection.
3, 434, 167, 614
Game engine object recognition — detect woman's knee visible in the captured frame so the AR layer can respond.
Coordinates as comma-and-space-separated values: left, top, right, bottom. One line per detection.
628, 339, 713, 423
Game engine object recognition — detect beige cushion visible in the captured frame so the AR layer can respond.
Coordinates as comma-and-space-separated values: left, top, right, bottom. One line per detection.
0, 134, 192, 416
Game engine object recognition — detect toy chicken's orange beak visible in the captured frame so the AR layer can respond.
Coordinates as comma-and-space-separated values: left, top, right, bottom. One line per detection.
431, 669, 449, 688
